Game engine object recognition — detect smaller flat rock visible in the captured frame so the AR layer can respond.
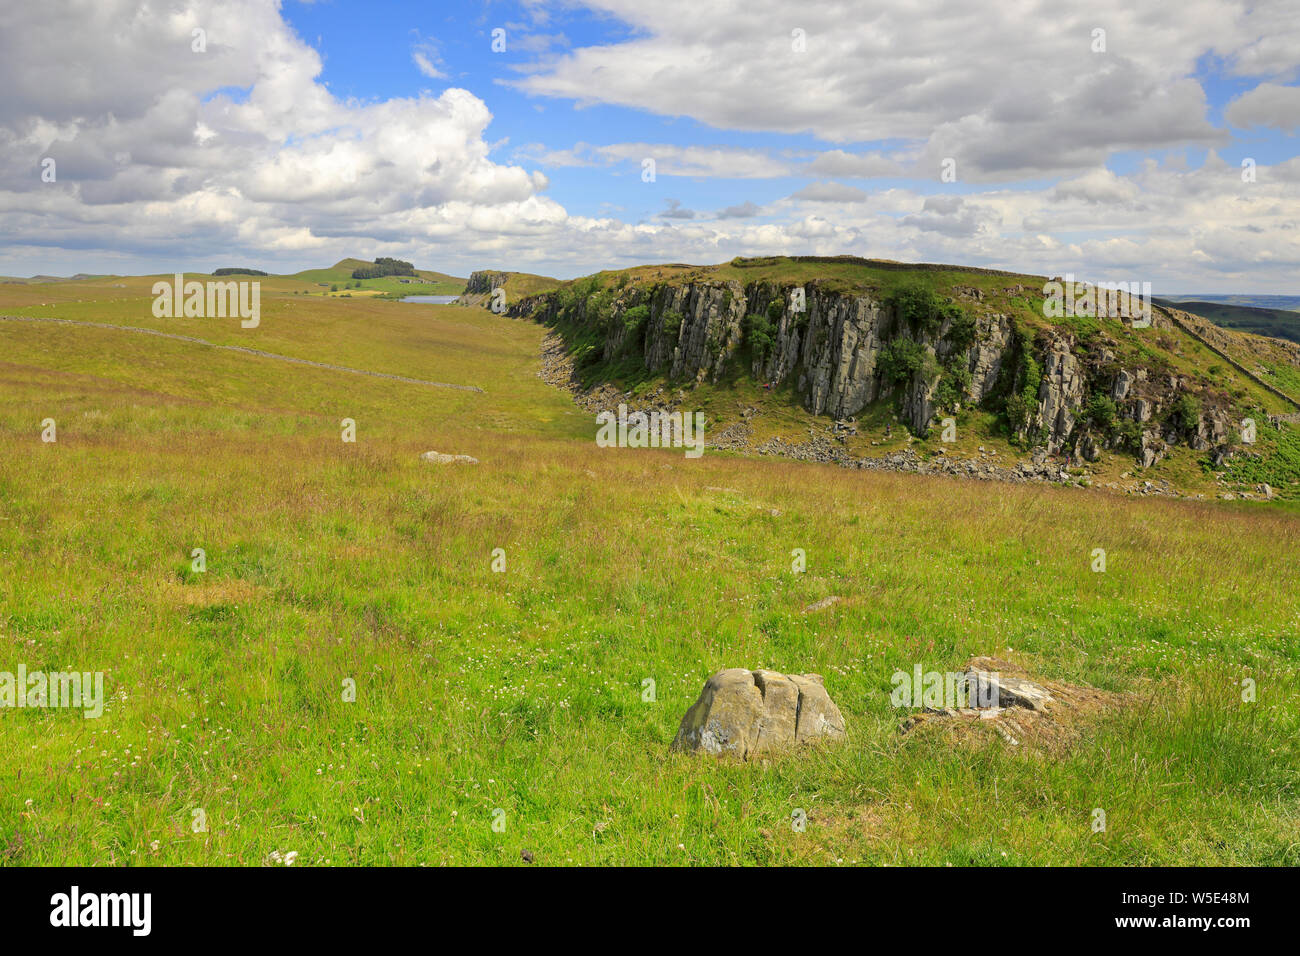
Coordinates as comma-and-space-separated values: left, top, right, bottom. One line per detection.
801, 596, 841, 614
965, 666, 1053, 711
420, 451, 479, 464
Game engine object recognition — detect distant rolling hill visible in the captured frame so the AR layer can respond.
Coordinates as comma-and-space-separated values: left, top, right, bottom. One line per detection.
2, 259, 467, 293
1158, 294, 1300, 311
1154, 296, 1300, 344
288, 258, 465, 293
0, 273, 115, 283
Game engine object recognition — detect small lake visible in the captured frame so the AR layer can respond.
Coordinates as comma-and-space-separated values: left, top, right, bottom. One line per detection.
401, 295, 460, 305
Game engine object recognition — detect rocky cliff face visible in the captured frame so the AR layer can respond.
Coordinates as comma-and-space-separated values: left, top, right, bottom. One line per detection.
523, 279, 979, 433
465, 271, 508, 295
515, 278, 1239, 467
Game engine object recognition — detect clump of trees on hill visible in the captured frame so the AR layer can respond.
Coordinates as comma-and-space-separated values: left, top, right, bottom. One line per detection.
213, 268, 268, 276
352, 257, 415, 280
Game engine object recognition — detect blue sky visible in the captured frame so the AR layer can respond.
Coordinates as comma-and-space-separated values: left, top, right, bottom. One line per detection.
1, 0, 1297, 291
281, 0, 857, 223
280, 0, 1297, 222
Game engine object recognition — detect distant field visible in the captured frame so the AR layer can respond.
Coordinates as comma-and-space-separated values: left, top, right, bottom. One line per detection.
1156, 296, 1300, 344
1, 280, 1297, 866
1160, 294, 1300, 312
4, 260, 469, 299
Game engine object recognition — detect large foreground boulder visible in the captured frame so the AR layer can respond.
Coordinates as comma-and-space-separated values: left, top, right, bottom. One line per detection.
671, 668, 846, 759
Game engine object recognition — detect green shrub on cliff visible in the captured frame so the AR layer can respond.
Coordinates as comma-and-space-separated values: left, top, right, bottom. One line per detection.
878, 338, 928, 385
934, 365, 973, 411
888, 283, 963, 337
1086, 393, 1118, 431
622, 304, 650, 334
1001, 325, 1043, 434
1169, 393, 1202, 433
662, 309, 684, 341
945, 308, 977, 352
744, 311, 776, 362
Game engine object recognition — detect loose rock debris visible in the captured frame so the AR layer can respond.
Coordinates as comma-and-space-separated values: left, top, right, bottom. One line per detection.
899, 657, 1130, 755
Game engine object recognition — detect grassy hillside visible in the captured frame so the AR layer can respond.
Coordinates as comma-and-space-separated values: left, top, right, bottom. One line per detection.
1, 275, 1297, 866
285, 259, 465, 297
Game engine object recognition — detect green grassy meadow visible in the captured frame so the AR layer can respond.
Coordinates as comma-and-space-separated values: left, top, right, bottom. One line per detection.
1, 279, 1297, 865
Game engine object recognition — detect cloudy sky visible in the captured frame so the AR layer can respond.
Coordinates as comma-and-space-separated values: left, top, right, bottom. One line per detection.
2, 0, 1298, 291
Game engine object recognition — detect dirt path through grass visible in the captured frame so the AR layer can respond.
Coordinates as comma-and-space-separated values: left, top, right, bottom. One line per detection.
0, 314, 485, 392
